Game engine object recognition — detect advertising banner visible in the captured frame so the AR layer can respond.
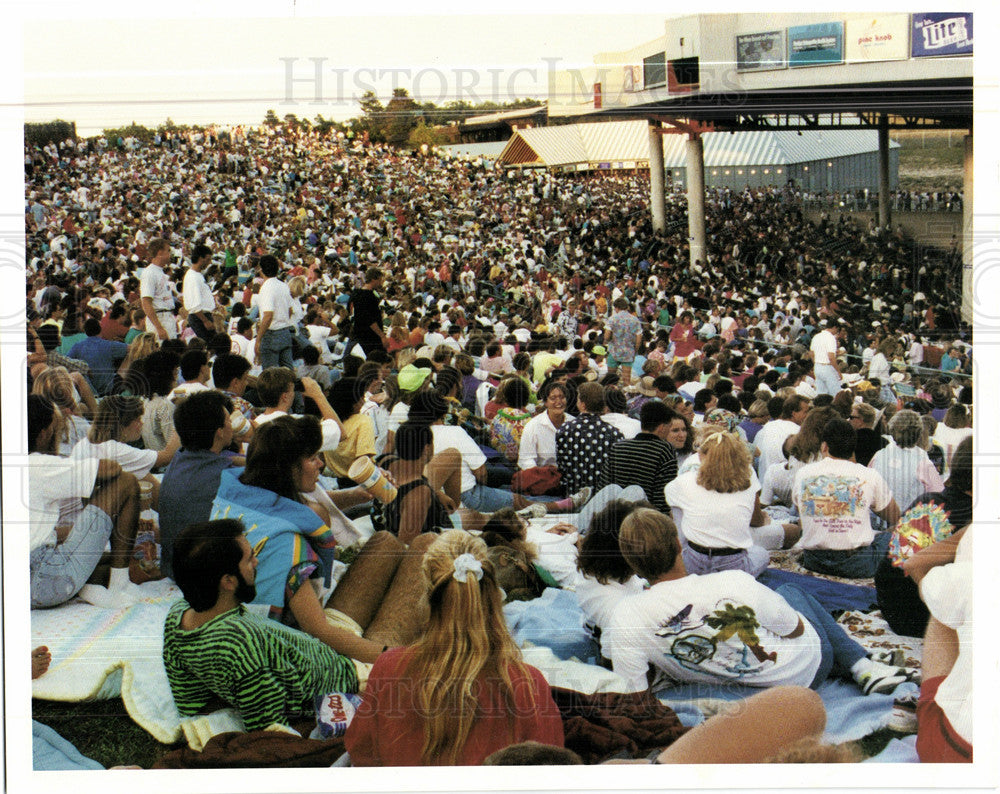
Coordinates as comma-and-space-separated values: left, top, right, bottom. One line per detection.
911, 13, 973, 57
845, 15, 910, 62
788, 21, 845, 67
736, 31, 786, 71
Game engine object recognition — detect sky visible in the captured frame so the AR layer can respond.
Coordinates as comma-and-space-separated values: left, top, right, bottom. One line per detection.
4, 0, 1000, 791
20, 8, 670, 135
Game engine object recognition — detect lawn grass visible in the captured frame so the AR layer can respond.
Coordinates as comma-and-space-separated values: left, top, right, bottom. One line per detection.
891, 130, 965, 192
32, 698, 179, 769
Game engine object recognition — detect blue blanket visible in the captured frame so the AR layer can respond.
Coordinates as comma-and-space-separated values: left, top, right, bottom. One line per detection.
758, 568, 877, 613
33, 721, 103, 770
503, 588, 599, 664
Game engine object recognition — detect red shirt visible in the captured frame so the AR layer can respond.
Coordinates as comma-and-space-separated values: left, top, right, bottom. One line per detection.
345, 647, 563, 766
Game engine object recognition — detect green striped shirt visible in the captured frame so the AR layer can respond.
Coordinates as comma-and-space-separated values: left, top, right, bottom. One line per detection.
163, 600, 358, 731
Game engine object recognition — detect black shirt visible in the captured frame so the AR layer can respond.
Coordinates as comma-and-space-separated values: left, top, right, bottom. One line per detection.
350, 288, 383, 340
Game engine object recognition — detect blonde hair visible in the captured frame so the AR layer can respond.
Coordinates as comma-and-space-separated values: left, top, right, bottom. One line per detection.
405, 530, 532, 765
122, 332, 159, 371
697, 431, 752, 493
619, 508, 680, 581
288, 275, 307, 298
32, 366, 77, 412
88, 395, 144, 443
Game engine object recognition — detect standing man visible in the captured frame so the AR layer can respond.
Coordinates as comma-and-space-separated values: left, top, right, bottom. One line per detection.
349, 267, 389, 358
140, 237, 177, 341
255, 254, 296, 370
607, 298, 642, 386
810, 319, 843, 396
183, 243, 217, 341
555, 299, 579, 343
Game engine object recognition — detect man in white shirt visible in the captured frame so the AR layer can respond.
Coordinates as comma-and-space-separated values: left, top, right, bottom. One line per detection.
793, 418, 900, 579
254, 254, 297, 370
809, 320, 842, 396
183, 243, 217, 340
754, 394, 810, 484
140, 237, 177, 340
605, 508, 915, 696
254, 368, 343, 452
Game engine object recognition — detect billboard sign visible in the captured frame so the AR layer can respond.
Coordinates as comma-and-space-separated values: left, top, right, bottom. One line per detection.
845, 15, 910, 62
736, 30, 787, 71
911, 12, 973, 57
788, 21, 845, 67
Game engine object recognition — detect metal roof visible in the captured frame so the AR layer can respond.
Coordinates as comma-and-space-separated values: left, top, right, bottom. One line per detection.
460, 105, 547, 128
498, 120, 899, 169
439, 141, 509, 161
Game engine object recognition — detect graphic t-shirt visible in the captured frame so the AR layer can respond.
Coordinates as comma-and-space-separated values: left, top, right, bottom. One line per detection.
793, 457, 893, 550
605, 571, 821, 693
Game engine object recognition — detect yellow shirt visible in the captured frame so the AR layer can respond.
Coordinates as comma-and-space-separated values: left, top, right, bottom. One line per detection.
323, 413, 376, 479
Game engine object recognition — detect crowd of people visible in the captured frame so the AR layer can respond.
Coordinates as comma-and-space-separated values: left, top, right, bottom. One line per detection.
25, 124, 973, 766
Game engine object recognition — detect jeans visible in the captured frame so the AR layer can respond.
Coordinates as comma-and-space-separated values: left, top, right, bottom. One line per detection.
802, 532, 891, 579
775, 584, 867, 688
681, 544, 770, 578
814, 365, 842, 396
260, 326, 294, 370
460, 483, 547, 512
30, 505, 113, 608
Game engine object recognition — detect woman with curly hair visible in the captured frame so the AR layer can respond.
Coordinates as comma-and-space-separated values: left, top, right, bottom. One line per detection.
345, 530, 563, 765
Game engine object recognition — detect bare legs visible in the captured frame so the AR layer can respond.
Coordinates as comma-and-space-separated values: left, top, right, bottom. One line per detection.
656, 686, 826, 764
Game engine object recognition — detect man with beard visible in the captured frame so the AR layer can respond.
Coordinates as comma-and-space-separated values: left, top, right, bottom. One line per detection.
162, 519, 358, 731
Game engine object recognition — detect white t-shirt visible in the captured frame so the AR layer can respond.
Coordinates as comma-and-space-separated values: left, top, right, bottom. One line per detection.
810, 329, 838, 369
793, 457, 893, 550
920, 527, 973, 743
139, 263, 173, 310
602, 413, 641, 440
664, 469, 760, 550
71, 437, 158, 479
182, 268, 215, 314
574, 572, 645, 632
254, 410, 342, 452
605, 571, 821, 693
753, 418, 798, 484
28, 453, 99, 550
257, 277, 295, 331
386, 402, 410, 433
430, 424, 486, 493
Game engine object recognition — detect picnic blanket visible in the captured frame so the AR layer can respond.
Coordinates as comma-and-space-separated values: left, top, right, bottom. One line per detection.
32, 721, 104, 771
31, 579, 186, 744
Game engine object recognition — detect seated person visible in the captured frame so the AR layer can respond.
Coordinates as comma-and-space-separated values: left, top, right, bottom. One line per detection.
488, 378, 533, 466
905, 525, 973, 763
168, 349, 212, 401
163, 519, 358, 732
793, 418, 900, 579
874, 436, 972, 637
604, 508, 917, 697
253, 367, 343, 451
211, 415, 436, 665
345, 531, 563, 765
158, 391, 244, 580
28, 394, 144, 609
574, 499, 650, 647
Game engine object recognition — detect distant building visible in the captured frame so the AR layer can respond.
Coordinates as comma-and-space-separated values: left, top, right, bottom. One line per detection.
457, 105, 548, 144
496, 120, 899, 191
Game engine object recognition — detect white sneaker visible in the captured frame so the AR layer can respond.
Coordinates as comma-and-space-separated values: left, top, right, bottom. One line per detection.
517, 503, 548, 519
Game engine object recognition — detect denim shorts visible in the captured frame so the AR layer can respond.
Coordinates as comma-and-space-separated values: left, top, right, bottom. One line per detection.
30, 505, 113, 608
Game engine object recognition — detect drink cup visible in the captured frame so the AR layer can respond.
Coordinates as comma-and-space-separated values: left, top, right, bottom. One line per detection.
348, 457, 397, 504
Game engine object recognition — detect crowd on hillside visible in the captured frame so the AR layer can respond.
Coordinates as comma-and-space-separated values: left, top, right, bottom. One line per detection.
25, 127, 973, 766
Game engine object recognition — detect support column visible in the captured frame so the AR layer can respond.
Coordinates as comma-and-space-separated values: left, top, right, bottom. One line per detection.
962, 133, 972, 325
648, 120, 666, 233
878, 115, 891, 229
685, 133, 707, 267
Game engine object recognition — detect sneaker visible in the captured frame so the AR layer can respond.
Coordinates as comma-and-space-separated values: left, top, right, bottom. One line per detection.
888, 692, 919, 733
870, 649, 906, 668
569, 487, 592, 510
856, 660, 919, 696
78, 584, 140, 610
517, 503, 548, 519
